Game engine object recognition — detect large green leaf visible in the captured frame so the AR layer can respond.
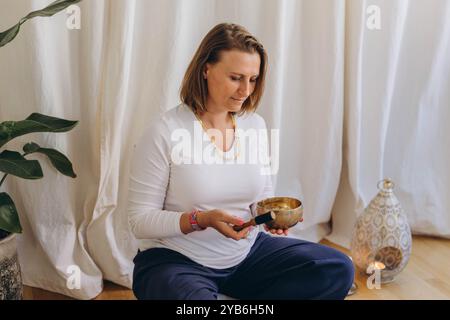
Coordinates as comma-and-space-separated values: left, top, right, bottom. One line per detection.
0, 192, 22, 234
0, 0, 82, 48
0, 24, 22, 48
0, 150, 43, 179
23, 142, 77, 178
0, 113, 78, 148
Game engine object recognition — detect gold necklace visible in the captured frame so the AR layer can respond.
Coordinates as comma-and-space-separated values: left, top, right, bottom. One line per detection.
194, 112, 240, 160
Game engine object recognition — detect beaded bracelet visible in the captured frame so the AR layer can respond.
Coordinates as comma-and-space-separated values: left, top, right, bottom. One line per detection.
188, 209, 206, 231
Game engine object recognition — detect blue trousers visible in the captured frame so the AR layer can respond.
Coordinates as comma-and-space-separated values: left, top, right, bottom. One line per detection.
132, 232, 354, 300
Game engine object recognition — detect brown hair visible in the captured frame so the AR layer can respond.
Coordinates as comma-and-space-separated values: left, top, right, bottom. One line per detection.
180, 23, 268, 116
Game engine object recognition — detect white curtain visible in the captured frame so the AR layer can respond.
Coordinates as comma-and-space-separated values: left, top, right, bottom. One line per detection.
0, 0, 449, 300
1, 0, 108, 299
327, 0, 450, 248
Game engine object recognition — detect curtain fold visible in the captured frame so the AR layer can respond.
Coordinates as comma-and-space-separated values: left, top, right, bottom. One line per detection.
1, 0, 449, 299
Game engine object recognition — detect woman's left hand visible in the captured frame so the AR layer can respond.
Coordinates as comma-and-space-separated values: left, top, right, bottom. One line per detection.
263, 217, 304, 236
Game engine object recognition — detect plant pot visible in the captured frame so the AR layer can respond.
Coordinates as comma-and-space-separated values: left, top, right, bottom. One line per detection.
0, 233, 23, 300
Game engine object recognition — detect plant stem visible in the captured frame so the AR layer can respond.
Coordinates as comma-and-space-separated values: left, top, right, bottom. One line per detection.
0, 173, 7, 187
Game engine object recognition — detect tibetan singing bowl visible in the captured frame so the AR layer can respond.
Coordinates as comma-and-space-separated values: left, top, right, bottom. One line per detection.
252, 197, 303, 229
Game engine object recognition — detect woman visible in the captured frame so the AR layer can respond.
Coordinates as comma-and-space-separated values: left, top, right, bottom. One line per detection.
128, 23, 354, 300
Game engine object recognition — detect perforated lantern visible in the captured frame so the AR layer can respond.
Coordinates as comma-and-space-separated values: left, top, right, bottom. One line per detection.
350, 179, 412, 283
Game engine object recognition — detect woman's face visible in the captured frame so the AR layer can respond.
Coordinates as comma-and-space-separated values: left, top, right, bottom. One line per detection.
204, 49, 261, 113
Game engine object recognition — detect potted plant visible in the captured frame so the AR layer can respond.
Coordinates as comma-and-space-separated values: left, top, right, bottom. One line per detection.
0, 0, 81, 300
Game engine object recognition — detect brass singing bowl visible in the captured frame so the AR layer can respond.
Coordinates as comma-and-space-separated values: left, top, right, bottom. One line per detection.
252, 197, 303, 229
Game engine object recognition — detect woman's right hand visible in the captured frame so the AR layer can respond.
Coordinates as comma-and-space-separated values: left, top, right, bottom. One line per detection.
197, 209, 253, 241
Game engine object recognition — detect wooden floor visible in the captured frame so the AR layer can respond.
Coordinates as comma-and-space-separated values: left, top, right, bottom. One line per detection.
23, 235, 450, 300
323, 236, 450, 300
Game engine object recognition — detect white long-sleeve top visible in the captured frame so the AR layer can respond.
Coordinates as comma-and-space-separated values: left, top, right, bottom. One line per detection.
128, 104, 274, 269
